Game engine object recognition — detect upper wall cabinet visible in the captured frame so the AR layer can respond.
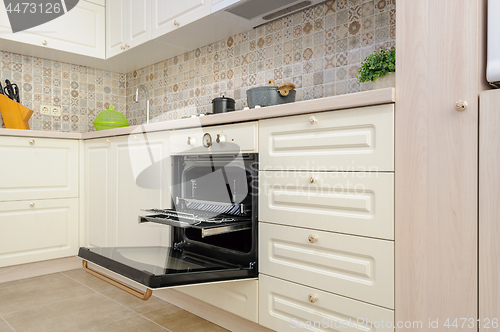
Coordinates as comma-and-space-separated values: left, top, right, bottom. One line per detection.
152, 0, 210, 39
0, 1, 105, 58
106, 0, 151, 58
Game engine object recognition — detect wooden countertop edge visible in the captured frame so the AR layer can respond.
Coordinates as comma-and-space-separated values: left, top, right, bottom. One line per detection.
0, 88, 395, 140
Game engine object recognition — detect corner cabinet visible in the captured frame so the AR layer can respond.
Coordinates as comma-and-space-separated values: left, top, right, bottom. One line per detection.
0, 137, 79, 267
83, 132, 171, 248
0, 0, 105, 58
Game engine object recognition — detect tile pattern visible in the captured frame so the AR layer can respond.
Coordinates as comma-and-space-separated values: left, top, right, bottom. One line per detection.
0, 269, 227, 332
126, 0, 396, 125
0, 52, 125, 133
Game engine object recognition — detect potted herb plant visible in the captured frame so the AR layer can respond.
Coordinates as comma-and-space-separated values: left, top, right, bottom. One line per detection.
357, 47, 395, 89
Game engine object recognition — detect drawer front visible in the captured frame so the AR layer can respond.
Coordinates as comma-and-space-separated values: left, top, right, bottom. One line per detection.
0, 137, 79, 201
259, 171, 394, 240
259, 274, 394, 332
170, 121, 258, 155
0, 198, 79, 267
259, 223, 394, 309
259, 105, 394, 171
177, 280, 258, 323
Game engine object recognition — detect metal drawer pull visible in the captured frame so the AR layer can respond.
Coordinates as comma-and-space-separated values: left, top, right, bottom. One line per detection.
29, 139, 35, 145
29, 202, 35, 208
308, 234, 318, 243
454, 99, 467, 112
308, 294, 318, 303
309, 116, 317, 124
309, 176, 317, 184
82, 260, 152, 301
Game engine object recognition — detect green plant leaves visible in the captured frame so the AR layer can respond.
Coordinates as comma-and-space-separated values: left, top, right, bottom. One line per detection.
357, 47, 395, 83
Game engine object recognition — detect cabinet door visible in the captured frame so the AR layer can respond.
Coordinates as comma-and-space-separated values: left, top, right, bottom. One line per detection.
84, 138, 113, 248
259, 223, 394, 309
152, 0, 209, 39
0, 137, 78, 202
106, 0, 127, 58
112, 132, 171, 247
0, 198, 79, 267
0, 1, 105, 58
128, 0, 151, 48
259, 274, 394, 332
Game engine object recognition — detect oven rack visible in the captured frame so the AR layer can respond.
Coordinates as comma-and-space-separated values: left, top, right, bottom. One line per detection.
175, 197, 251, 216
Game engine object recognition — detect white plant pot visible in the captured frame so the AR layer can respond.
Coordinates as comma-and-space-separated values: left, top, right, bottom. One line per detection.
373, 72, 395, 89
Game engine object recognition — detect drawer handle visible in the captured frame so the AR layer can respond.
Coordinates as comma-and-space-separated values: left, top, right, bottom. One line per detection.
308, 234, 318, 243
309, 176, 317, 184
309, 116, 317, 124
308, 294, 318, 303
29, 139, 35, 145
30, 202, 35, 208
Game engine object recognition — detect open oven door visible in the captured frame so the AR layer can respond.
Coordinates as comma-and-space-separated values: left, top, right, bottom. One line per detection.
78, 131, 258, 299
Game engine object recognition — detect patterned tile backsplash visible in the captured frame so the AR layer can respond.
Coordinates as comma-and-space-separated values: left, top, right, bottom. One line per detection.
1, 0, 395, 132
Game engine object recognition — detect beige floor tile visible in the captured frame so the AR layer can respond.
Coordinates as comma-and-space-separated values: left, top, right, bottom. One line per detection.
61, 269, 117, 293
0, 317, 14, 332
143, 306, 229, 332
87, 315, 168, 332
0, 272, 94, 315
2, 292, 137, 332
99, 286, 167, 315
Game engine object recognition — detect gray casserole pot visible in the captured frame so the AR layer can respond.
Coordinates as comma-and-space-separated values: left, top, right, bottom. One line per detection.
246, 81, 296, 108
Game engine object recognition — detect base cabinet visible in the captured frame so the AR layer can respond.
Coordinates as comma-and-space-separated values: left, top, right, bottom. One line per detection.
0, 198, 79, 267
259, 274, 394, 332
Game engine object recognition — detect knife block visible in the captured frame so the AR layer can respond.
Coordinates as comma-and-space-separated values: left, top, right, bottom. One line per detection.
0, 94, 33, 130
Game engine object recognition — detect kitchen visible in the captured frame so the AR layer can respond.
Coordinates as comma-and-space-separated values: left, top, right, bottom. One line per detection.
0, 0, 496, 331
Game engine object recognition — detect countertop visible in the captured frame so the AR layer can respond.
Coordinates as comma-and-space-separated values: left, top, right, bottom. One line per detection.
0, 88, 395, 140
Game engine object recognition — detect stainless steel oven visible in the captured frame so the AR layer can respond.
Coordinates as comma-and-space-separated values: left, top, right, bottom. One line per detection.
78, 122, 259, 298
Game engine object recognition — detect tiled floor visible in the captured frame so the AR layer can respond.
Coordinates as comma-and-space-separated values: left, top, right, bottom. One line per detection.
0, 269, 228, 332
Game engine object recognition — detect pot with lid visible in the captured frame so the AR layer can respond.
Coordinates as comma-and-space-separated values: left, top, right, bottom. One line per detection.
246, 80, 296, 108
212, 96, 235, 114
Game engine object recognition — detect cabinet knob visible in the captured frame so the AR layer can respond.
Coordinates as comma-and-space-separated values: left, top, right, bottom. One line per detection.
309, 116, 317, 124
308, 234, 318, 243
308, 294, 318, 303
121, 45, 125, 50
309, 176, 317, 184
174, 20, 180, 26
106, 139, 110, 143
454, 99, 467, 112
29, 139, 35, 145
42, 40, 47, 46
125, 43, 129, 49
187, 137, 196, 146
30, 202, 35, 208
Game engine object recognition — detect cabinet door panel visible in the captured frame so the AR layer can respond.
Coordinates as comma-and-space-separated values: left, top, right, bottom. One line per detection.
259, 222, 394, 309
0, 198, 79, 267
0, 137, 78, 201
259, 171, 394, 240
259, 274, 394, 332
259, 105, 394, 172
129, 0, 151, 47
152, 0, 209, 38
106, 0, 127, 57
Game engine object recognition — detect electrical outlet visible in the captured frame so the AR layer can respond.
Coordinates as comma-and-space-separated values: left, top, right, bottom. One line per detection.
40, 105, 50, 115
51, 106, 61, 117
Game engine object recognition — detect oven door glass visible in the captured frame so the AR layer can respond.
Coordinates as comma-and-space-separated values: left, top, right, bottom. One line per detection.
78, 246, 255, 289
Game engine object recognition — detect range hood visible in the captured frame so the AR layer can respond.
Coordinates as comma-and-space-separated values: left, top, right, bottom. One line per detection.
212, 0, 325, 29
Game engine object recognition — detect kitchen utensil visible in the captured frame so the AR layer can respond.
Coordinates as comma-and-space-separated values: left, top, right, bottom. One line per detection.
246, 80, 296, 108
93, 104, 129, 131
4, 80, 20, 103
0, 81, 4, 96
0, 94, 33, 129
212, 96, 235, 114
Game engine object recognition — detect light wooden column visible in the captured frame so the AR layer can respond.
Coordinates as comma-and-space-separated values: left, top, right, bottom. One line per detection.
395, 0, 487, 330
479, 90, 500, 332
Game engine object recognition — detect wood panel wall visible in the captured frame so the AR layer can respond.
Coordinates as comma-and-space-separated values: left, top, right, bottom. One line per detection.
395, 0, 487, 330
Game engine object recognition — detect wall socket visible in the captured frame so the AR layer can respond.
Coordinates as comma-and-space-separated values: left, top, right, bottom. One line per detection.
40, 105, 61, 117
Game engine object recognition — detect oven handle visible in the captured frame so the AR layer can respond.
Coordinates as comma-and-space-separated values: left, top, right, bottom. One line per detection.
82, 260, 153, 301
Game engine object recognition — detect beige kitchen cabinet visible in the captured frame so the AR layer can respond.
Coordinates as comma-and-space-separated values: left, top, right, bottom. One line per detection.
106, 0, 151, 58
83, 131, 171, 248
259, 171, 394, 240
152, 0, 210, 39
0, 136, 78, 202
0, 0, 105, 58
0, 198, 79, 267
258, 105, 394, 172
259, 274, 394, 332
259, 222, 394, 309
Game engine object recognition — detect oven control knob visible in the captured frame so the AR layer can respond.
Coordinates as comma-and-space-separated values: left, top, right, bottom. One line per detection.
203, 133, 212, 148
216, 133, 227, 145
187, 136, 196, 146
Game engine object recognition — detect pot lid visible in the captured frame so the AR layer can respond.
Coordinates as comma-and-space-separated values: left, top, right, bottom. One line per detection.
212, 95, 235, 103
